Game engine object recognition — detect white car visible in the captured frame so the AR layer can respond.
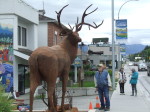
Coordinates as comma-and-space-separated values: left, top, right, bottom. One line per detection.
138, 63, 147, 71
128, 62, 134, 66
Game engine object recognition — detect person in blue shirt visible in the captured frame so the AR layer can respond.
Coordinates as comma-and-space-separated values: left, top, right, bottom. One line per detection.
94, 64, 112, 111
130, 68, 138, 96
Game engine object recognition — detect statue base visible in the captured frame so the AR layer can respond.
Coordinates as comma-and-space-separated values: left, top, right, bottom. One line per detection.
56, 104, 78, 112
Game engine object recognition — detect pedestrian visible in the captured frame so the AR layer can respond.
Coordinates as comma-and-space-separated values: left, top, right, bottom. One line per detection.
118, 68, 126, 95
130, 68, 138, 96
94, 64, 112, 111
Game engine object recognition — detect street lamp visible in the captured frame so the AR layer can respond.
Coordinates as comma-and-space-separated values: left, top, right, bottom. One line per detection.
118, 0, 139, 19
111, 0, 115, 90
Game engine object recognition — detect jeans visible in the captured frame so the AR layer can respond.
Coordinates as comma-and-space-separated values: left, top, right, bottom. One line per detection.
119, 83, 125, 93
98, 85, 110, 108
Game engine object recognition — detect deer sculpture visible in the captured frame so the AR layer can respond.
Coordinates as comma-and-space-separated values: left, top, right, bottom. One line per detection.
29, 4, 103, 112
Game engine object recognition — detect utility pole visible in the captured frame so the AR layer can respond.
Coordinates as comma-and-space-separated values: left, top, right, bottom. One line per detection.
111, 0, 115, 90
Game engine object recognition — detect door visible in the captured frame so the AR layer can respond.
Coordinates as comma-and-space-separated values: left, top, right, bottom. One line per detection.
18, 65, 25, 95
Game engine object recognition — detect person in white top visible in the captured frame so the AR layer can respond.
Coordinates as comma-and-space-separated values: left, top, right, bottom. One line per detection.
118, 68, 126, 95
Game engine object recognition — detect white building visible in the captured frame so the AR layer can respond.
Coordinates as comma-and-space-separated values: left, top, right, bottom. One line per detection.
0, 0, 38, 94
88, 44, 121, 69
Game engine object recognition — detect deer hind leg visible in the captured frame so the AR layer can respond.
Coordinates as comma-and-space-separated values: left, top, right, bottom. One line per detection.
47, 83, 57, 112
61, 72, 69, 112
29, 79, 40, 112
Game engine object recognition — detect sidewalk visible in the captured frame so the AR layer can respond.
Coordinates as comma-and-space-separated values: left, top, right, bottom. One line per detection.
110, 76, 150, 112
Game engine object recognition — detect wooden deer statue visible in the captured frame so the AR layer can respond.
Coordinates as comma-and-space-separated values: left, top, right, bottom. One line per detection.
29, 4, 103, 112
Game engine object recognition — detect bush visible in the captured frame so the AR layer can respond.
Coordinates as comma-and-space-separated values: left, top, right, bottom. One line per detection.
69, 71, 74, 77
83, 64, 90, 70
0, 84, 15, 112
84, 71, 95, 76
108, 69, 112, 77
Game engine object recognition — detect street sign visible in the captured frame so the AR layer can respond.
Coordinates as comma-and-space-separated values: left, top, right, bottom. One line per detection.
73, 57, 81, 67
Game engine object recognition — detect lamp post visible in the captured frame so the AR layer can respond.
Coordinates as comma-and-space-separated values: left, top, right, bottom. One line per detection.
118, 0, 139, 19
111, 0, 115, 90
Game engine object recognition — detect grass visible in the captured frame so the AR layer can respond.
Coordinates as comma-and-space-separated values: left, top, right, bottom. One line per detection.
71, 81, 95, 87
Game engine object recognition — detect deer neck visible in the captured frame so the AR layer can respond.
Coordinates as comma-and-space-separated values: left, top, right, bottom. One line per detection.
59, 38, 78, 63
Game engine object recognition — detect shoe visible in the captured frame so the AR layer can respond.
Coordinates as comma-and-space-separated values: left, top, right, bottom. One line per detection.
99, 107, 105, 110
105, 107, 110, 111
130, 95, 134, 96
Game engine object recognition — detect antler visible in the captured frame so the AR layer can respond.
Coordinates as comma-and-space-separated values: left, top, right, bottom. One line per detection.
75, 4, 104, 32
55, 4, 69, 28
56, 4, 73, 36
56, 4, 103, 35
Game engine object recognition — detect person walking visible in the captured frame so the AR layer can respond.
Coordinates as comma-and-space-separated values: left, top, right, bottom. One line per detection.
130, 68, 138, 96
94, 64, 112, 111
118, 68, 126, 95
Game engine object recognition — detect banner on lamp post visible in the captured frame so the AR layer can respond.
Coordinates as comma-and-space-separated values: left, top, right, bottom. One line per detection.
120, 44, 126, 54
116, 19, 127, 40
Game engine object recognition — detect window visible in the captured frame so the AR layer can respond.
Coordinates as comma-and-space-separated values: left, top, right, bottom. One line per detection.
18, 26, 21, 45
109, 47, 112, 51
18, 26, 27, 47
22, 28, 26, 46
53, 31, 57, 45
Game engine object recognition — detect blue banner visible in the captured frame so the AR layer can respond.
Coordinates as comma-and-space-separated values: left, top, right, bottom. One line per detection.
116, 19, 127, 40
120, 44, 126, 54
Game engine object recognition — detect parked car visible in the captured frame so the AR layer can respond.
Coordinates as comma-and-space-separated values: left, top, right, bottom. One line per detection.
146, 63, 150, 76
138, 63, 147, 71
134, 62, 139, 66
128, 62, 134, 66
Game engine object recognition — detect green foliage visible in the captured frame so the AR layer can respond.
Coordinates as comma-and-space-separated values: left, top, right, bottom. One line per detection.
35, 94, 46, 99
83, 81, 95, 87
0, 84, 15, 112
83, 64, 90, 70
129, 45, 150, 62
71, 81, 95, 87
84, 70, 95, 76
69, 71, 74, 76
108, 69, 112, 77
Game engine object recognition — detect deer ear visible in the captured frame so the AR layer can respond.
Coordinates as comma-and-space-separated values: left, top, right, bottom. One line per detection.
59, 29, 72, 36
59, 30, 67, 36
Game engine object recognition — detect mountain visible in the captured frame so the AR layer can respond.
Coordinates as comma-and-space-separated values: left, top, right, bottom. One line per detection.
125, 44, 146, 55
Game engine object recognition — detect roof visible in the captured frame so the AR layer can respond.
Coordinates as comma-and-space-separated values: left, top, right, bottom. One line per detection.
15, 48, 33, 56
39, 14, 56, 22
39, 14, 69, 30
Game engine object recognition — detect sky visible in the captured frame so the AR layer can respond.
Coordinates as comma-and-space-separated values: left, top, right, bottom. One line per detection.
24, 0, 150, 45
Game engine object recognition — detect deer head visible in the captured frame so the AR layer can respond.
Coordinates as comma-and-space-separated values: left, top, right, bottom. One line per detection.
56, 4, 104, 44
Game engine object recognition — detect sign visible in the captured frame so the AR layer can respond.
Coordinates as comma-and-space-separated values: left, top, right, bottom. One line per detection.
116, 19, 127, 40
120, 44, 126, 54
73, 57, 81, 67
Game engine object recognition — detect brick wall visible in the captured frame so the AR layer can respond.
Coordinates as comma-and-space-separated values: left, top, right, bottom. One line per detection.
48, 23, 64, 47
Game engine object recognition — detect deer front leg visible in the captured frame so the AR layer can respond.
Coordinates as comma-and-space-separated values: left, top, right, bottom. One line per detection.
61, 72, 69, 112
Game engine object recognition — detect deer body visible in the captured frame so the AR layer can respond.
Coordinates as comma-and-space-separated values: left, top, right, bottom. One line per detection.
29, 33, 81, 112
29, 4, 103, 112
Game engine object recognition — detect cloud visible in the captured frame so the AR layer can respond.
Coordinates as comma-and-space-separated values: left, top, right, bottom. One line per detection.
24, 0, 150, 45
